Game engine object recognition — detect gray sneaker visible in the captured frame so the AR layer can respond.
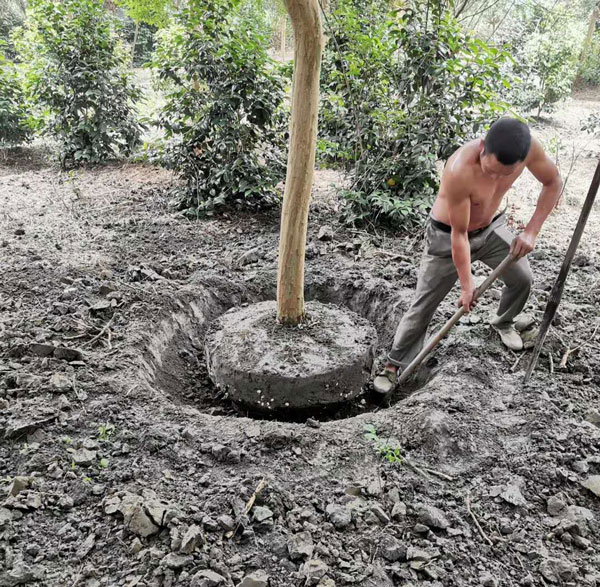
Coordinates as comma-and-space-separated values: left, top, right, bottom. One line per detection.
373, 369, 398, 395
492, 323, 523, 351
514, 314, 535, 332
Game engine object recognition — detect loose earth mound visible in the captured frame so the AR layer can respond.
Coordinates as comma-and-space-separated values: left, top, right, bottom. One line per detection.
204, 300, 378, 411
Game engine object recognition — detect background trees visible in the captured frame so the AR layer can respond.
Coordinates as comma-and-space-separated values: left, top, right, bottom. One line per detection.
15, 0, 142, 166
152, 0, 288, 215
0, 0, 598, 227
320, 0, 511, 227
0, 43, 31, 146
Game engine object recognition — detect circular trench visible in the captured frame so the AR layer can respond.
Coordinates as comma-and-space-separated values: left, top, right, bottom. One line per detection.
138, 270, 434, 422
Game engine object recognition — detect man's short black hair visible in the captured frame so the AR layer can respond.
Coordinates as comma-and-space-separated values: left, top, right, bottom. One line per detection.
484, 118, 531, 165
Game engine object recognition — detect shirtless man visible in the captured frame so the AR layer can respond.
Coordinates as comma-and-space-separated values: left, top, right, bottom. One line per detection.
373, 117, 562, 395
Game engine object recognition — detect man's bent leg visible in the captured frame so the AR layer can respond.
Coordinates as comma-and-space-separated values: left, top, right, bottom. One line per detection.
477, 223, 533, 326
388, 253, 458, 369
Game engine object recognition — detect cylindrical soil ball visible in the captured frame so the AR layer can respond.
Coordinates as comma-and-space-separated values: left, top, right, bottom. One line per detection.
204, 300, 378, 411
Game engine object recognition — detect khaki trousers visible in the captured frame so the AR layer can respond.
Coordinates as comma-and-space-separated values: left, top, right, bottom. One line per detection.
388, 214, 533, 368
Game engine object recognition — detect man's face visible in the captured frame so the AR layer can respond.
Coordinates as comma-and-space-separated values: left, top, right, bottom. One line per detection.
479, 142, 518, 179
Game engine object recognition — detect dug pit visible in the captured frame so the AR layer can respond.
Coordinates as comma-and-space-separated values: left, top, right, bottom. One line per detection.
140, 271, 432, 421
204, 300, 378, 411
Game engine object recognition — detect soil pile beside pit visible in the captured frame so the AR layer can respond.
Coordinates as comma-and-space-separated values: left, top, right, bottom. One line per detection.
204, 300, 378, 411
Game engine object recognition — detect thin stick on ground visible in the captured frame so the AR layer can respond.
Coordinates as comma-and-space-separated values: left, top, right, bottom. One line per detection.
524, 158, 600, 383
510, 352, 524, 373
421, 466, 455, 482
466, 492, 494, 547
81, 313, 117, 348
559, 321, 600, 368
226, 478, 268, 540
402, 458, 436, 482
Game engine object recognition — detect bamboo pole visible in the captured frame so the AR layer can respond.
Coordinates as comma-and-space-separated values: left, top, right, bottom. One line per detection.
524, 158, 600, 383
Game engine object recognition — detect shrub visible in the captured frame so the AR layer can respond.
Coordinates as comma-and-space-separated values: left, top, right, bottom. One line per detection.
579, 32, 600, 86
152, 0, 287, 216
320, 0, 510, 229
0, 0, 26, 57
582, 111, 600, 135
507, 4, 584, 117
0, 44, 32, 146
15, 0, 143, 166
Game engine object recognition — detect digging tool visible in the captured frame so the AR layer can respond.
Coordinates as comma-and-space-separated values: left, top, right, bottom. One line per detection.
524, 157, 600, 383
396, 253, 517, 386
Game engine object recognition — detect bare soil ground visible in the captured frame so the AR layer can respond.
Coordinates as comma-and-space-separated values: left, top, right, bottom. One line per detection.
2, 94, 600, 587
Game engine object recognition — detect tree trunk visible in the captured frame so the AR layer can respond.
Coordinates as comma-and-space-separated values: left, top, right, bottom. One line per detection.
580, 5, 600, 64
277, 0, 323, 324
280, 17, 286, 61
132, 20, 140, 62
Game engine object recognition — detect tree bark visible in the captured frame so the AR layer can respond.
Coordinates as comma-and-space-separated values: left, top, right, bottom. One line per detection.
277, 0, 323, 324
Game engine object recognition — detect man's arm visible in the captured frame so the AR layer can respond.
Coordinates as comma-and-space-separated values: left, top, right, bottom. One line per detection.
512, 138, 562, 258
441, 175, 477, 313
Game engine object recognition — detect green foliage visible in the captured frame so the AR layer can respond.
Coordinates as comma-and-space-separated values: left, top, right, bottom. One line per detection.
117, 0, 171, 64
0, 0, 26, 55
363, 424, 405, 464
15, 0, 143, 166
320, 0, 510, 229
507, 4, 585, 116
0, 43, 32, 146
579, 32, 600, 85
151, 0, 287, 216
118, 0, 171, 28
98, 423, 115, 440
582, 110, 600, 134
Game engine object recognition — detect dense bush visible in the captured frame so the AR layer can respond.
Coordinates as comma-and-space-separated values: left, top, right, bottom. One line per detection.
15, 0, 143, 166
0, 0, 26, 56
152, 0, 287, 216
320, 0, 510, 229
579, 32, 600, 85
0, 44, 32, 146
507, 4, 584, 116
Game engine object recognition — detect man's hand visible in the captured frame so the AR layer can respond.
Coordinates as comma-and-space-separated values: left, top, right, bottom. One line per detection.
458, 284, 478, 313
510, 230, 537, 259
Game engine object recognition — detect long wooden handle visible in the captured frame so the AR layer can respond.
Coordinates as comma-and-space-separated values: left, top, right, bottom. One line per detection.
398, 254, 516, 384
